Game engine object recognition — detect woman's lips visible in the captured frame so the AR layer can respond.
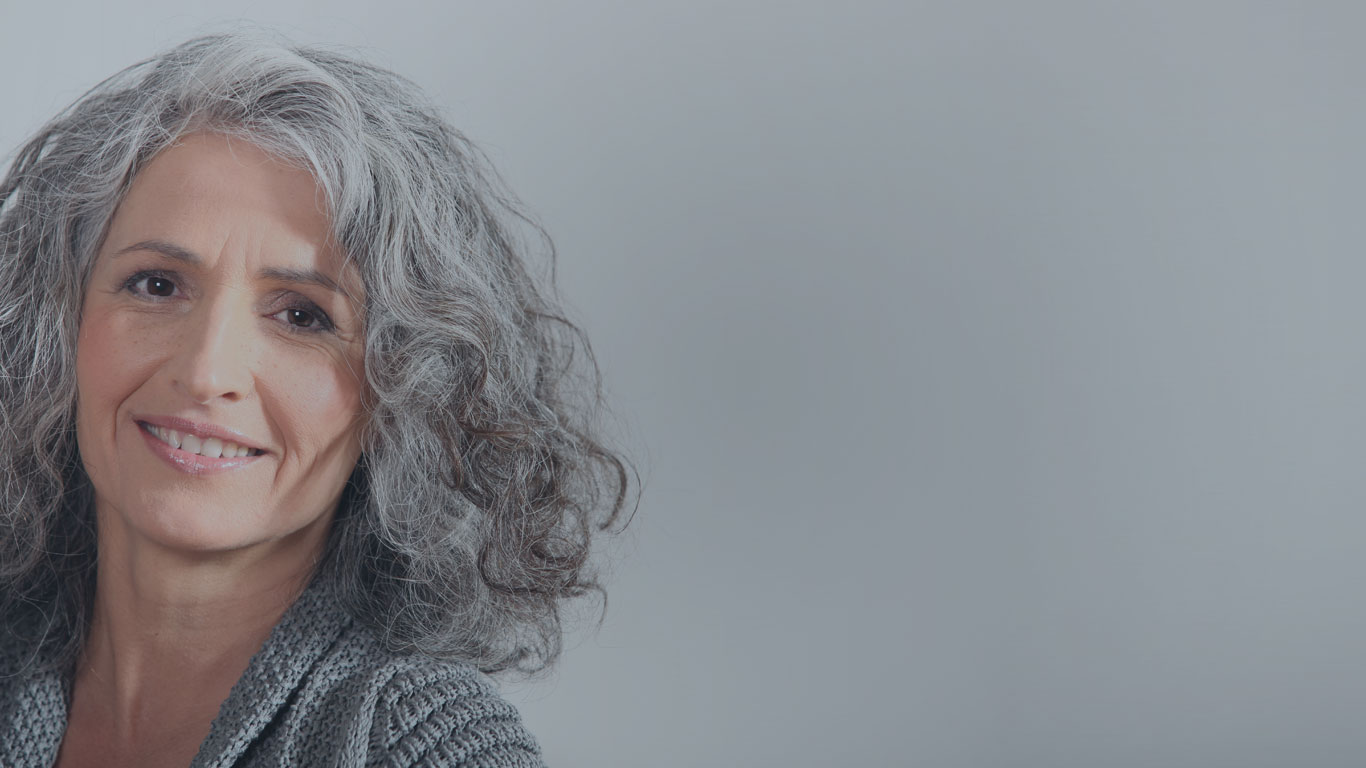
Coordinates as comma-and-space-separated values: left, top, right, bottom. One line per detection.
137, 420, 265, 475
135, 415, 267, 454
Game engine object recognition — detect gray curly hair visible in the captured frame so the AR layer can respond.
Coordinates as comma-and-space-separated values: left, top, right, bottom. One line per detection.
0, 31, 634, 674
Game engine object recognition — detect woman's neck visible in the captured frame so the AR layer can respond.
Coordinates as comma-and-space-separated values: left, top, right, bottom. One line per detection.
72, 508, 325, 752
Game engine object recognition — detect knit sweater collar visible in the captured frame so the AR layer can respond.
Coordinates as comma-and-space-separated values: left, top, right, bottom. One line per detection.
191, 573, 353, 767
0, 572, 353, 768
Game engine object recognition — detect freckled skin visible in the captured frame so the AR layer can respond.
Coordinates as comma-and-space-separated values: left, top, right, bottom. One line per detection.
75, 131, 367, 559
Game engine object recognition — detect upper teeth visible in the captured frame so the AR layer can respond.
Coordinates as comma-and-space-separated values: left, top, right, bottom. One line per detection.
146, 424, 257, 458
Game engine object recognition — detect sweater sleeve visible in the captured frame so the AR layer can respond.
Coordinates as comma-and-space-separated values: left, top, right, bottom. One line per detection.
367, 663, 545, 768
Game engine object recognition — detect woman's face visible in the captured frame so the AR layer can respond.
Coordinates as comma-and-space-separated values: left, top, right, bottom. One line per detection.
76, 132, 366, 558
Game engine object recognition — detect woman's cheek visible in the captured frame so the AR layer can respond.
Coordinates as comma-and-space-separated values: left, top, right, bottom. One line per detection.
92, 309, 157, 372
77, 304, 169, 422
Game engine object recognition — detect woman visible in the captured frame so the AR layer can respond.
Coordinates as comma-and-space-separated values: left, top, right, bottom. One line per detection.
0, 31, 632, 767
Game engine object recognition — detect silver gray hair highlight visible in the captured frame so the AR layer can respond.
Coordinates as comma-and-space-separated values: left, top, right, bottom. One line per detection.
0, 31, 635, 674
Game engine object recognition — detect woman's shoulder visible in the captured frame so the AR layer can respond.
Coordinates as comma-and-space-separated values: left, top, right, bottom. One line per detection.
302, 620, 545, 767
348, 642, 542, 766
203, 586, 545, 767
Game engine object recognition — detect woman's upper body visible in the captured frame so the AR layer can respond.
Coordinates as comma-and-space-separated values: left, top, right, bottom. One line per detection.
0, 29, 631, 767
0, 573, 544, 767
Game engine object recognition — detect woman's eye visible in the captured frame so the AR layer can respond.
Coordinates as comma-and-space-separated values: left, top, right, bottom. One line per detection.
146, 277, 175, 297
273, 307, 331, 331
126, 273, 179, 298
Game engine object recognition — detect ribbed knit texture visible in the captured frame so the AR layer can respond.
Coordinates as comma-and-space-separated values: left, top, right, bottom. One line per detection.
0, 577, 545, 767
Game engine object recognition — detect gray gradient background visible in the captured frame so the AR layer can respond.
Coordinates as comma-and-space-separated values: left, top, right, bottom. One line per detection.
1, 1, 1361, 766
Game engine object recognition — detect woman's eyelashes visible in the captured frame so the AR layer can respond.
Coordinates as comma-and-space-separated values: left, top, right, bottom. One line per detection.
120, 270, 336, 334
270, 303, 335, 333
123, 269, 181, 299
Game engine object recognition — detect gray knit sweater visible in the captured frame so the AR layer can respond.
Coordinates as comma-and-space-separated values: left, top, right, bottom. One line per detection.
0, 577, 546, 767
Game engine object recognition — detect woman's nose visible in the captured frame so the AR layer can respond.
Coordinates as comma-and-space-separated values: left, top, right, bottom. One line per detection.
168, 297, 256, 405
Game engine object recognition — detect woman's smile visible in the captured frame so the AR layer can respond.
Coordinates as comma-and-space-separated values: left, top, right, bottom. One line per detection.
135, 416, 268, 476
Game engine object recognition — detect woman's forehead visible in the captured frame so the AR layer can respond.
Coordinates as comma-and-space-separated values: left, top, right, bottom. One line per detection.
106, 132, 361, 296
133, 133, 324, 215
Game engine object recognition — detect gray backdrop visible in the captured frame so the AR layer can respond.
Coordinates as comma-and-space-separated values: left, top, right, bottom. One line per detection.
2, 1, 1362, 766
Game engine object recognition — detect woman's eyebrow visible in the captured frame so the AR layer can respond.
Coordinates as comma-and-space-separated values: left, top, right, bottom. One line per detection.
258, 266, 351, 299
114, 238, 352, 299
115, 238, 198, 263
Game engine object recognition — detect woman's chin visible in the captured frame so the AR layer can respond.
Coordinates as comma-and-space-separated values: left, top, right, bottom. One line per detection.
100, 499, 267, 558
